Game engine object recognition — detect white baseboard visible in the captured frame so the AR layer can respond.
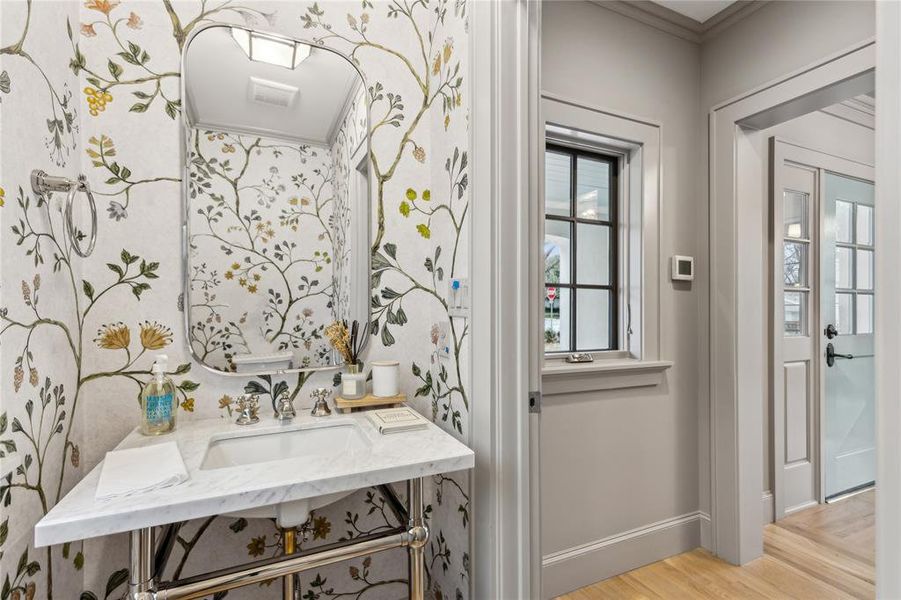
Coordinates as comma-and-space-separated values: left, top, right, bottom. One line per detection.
762, 491, 774, 524
540, 511, 702, 599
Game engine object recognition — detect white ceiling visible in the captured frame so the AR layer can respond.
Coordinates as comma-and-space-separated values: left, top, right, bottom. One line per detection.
651, 0, 737, 23
184, 26, 360, 146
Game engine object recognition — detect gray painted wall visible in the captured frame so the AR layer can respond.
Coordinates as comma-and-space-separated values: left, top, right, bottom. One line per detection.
540, 0, 875, 594
541, 2, 703, 595
701, 1, 875, 109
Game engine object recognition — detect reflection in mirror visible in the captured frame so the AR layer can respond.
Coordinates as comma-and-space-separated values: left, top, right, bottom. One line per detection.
182, 25, 369, 375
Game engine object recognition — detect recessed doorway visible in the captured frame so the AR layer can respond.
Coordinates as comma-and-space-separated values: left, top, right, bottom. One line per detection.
770, 136, 875, 520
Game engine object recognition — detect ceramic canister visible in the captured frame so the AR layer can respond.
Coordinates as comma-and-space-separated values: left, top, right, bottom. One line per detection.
371, 360, 400, 397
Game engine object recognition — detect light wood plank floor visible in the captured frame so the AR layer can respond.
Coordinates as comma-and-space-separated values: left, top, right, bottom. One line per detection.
558, 490, 874, 599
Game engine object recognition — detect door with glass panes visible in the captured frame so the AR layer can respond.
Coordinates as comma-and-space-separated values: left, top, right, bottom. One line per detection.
822, 172, 875, 499
771, 139, 875, 518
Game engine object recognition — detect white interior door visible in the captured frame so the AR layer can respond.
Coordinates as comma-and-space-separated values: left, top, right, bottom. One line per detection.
822, 172, 876, 499
770, 139, 875, 517
772, 148, 820, 518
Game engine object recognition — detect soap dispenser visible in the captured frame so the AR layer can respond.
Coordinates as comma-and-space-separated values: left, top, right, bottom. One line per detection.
140, 354, 177, 435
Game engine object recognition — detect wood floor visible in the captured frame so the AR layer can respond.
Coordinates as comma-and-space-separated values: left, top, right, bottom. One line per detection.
558, 490, 874, 599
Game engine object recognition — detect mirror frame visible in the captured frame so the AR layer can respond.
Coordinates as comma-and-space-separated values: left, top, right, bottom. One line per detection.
179, 23, 373, 378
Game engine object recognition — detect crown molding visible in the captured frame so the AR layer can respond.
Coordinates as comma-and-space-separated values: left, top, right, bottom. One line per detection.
590, 0, 770, 44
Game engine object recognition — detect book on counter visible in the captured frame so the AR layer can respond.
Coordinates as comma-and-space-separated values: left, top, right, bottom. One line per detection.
367, 407, 430, 434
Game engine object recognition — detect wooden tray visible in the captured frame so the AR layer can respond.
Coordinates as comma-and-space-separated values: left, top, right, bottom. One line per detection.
335, 392, 407, 414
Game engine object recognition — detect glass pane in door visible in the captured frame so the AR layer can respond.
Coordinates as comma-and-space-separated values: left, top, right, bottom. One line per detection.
835, 247, 853, 289
857, 204, 874, 246
784, 291, 807, 336
783, 242, 808, 287
823, 172, 875, 499
835, 199, 854, 243
784, 190, 809, 239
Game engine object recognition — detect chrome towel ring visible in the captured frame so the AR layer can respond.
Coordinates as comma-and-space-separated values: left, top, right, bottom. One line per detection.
30, 169, 98, 258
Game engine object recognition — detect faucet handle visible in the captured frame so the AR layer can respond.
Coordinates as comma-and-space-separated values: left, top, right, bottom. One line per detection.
235, 394, 260, 425
276, 391, 296, 423
310, 387, 332, 417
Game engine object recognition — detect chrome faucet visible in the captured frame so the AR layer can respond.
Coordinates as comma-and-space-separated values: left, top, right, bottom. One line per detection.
275, 391, 297, 423
234, 394, 260, 426
310, 388, 332, 417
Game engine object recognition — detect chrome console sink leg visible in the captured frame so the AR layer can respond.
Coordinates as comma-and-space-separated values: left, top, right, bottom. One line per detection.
407, 477, 428, 600
129, 527, 156, 599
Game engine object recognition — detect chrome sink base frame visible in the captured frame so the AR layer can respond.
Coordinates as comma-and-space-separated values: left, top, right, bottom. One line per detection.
127, 478, 427, 600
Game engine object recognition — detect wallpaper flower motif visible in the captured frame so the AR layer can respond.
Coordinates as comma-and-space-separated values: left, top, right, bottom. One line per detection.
0, 2, 471, 600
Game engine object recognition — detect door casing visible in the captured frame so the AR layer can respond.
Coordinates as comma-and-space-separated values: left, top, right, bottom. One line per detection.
708, 39, 875, 565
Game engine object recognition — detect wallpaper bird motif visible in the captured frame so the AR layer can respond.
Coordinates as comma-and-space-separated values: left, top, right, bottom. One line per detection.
0, 1, 471, 599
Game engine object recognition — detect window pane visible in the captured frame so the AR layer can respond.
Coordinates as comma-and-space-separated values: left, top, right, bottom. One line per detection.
857, 249, 873, 290
544, 287, 570, 352
835, 246, 853, 289
835, 293, 853, 335
857, 204, 874, 246
576, 223, 610, 285
784, 190, 808, 239
576, 156, 610, 221
544, 220, 571, 284
784, 291, 807, 336
836, 200, 854, 243
576, 288, 610, 350
545, 151, 571, 217
783, 241, 807, 288
857, 293, 874, 335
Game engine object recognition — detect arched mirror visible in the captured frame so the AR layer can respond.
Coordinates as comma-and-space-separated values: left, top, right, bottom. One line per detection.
181, 25, 370, 376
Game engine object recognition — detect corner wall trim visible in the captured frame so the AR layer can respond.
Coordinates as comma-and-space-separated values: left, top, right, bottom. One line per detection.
541, 511, 702, 598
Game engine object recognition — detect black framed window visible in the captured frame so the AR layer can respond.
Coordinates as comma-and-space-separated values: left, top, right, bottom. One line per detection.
543, 143, 618, 353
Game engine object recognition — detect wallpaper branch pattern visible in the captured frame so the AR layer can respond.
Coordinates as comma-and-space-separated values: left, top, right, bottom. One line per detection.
1, 1, 470, 600
187, 130, 340, 372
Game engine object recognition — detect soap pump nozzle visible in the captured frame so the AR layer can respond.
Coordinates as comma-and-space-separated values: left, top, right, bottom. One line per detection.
152, 354, 168, 381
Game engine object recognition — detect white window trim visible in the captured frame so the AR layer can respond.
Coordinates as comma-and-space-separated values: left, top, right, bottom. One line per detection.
540, 93, 665, 378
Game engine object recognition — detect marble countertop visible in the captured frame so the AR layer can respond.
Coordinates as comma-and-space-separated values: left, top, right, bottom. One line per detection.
35, 411, 473, 547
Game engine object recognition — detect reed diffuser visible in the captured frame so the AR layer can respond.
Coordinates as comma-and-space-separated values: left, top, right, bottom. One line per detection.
325, 319, 369, 399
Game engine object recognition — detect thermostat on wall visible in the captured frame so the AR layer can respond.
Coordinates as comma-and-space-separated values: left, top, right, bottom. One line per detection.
671, 255, 694, 281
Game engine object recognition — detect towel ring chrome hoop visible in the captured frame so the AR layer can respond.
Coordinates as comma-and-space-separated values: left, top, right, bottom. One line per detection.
30, 170, 98, 258
64, 175, 97, 257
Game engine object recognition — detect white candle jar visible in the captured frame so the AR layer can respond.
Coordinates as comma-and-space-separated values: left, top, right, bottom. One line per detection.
371, 360, 400, 397
341, 363, 366, 399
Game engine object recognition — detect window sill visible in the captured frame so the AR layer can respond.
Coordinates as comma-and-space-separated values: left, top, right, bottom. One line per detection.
541, 359, 673, 396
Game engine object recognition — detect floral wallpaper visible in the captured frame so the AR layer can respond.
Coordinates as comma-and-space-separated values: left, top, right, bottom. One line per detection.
329, 83, 368, 331
0, 1, 471, 600
187, 129, 342, 372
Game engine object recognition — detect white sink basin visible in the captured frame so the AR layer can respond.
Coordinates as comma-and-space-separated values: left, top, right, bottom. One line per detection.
200, 421, 371, 527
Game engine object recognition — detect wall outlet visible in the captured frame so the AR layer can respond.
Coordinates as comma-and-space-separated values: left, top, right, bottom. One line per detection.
436, 321, 451, 359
